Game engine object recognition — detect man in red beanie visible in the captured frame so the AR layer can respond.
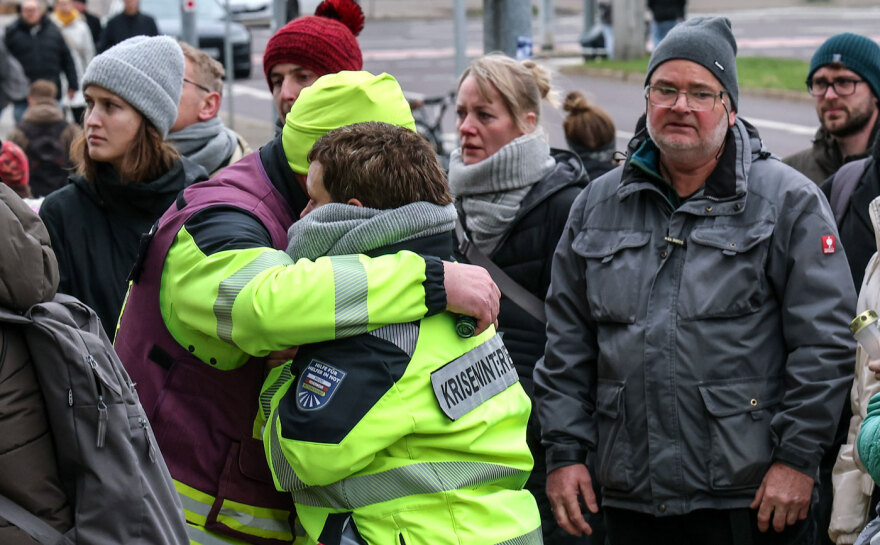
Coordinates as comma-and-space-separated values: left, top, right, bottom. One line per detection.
263, 0, 364, 122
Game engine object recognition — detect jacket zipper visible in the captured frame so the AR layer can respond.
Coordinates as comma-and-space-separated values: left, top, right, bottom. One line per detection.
139, 416, 157, 462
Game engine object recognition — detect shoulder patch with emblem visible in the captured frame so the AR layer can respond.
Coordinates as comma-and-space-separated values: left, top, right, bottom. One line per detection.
822, 234, 836, 254
296, 359, 347, 411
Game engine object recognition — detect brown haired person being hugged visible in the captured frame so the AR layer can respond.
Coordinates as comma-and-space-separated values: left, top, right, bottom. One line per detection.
39, 36, 208, 337
448, 53, 594, 545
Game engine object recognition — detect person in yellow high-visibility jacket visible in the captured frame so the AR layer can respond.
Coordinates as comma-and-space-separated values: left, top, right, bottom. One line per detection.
261, 121, 541, 545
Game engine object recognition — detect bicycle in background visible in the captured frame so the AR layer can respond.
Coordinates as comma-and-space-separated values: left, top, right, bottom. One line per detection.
407, 90, 456, 170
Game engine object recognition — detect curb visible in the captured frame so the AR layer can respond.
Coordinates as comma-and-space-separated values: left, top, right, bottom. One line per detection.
558, 64, 814, 103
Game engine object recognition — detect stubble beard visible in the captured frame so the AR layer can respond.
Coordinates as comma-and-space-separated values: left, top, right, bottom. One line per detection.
647, 110, 730, 165
824, 100, 877, 138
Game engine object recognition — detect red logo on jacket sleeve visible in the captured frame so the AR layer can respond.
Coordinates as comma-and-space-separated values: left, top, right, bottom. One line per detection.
822, 235, 836, 254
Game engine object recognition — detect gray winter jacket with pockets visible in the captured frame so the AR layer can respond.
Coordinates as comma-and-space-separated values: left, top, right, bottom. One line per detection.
534, 116, 857, 516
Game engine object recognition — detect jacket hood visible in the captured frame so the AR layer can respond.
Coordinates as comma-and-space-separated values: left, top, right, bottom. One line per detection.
618, 115, 767, 203
21, 101, 67, 124
0, 184, 58, 311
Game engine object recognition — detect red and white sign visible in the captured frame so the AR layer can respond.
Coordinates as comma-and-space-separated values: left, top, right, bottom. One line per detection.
182, 0, 195, 12
822, 235, 836, 255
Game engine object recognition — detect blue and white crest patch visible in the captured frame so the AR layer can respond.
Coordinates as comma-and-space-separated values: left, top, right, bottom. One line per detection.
296, 359, 347, 411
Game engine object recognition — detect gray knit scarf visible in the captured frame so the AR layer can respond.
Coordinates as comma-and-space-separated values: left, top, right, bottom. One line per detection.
287, 201, 457, 260
448, 128, 556, 255
166, 117, 237, 175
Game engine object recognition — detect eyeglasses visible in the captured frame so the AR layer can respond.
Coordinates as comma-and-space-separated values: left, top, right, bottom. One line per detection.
806, 78, 864, 97
645, 85, 725, 112
183, 78, 212, 94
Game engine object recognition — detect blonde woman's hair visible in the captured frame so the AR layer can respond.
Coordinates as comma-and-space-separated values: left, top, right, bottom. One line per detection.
457, 53, 555, 132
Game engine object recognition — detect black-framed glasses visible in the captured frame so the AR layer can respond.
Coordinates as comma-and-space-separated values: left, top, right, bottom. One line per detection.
806, 77, 864, 97
645, 85, 724, 112
184, 78, 212, 94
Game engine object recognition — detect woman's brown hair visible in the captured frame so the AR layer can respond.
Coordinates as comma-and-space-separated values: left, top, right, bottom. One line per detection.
72, 110, 178, 184
562, 90, 616, 150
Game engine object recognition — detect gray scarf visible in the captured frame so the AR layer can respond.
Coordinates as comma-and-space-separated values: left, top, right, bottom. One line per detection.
287, 201, 457, 260
448, 128, 556, 255
167, 117, 237, 175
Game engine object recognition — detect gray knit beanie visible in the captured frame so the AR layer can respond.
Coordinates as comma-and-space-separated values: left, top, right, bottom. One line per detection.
82, 36, 184, 137
645, 16, 739, 111
808, 33, 880, 100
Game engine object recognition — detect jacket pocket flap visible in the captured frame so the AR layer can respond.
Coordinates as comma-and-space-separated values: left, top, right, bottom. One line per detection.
690, 221, 774, 254
699, 377, 783, 417
572, 230, 651, 259
239, 436, 274, 484
596, 381, 625, 418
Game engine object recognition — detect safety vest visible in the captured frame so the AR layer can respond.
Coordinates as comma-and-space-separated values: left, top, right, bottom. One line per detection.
115, 152, 296, 545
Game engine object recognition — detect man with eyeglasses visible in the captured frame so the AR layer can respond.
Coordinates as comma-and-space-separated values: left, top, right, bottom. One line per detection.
784, 33, 880, 185
534, 16, 855, 545
167, 42, 251, 176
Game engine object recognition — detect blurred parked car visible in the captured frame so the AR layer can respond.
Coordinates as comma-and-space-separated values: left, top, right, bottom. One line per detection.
225, 0, 320, 26
111, 0, 252, 78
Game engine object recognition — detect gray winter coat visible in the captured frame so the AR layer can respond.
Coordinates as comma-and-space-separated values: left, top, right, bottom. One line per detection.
534, 116, 857, 516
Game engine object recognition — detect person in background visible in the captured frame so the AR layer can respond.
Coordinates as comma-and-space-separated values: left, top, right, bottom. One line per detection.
9, 80, 82, 197
449, 53, 592, 545
8, 80, 80, 198
0, 182, 72, 544
263, 0, 363, 127
39, 36, 207, 338
167, 42, 250, 176
0, 141, 31, 199
562, 90, 618, 179
112, 69, 501, 545
647, 0, 685, 47
49, 0, 95, 124
784, 33, 880, 185
72, 0, 101, 47
828, 130, 880, 545
534, 17, 855, 544
263, 120, 540, 545
4, 0, 77, 122
97, 0, 158, 53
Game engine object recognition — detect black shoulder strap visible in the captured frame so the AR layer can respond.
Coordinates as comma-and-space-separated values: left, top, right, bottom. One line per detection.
454, 218, 547, 324
0, 492, 68, 545
830, 158, 871, 224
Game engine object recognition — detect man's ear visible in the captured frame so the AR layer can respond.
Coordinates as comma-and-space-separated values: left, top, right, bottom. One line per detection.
346, 198, 364, 208
199, 92, 222, 121
728, 110, 737, 127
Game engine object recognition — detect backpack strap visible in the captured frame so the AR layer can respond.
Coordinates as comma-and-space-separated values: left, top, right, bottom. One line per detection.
454, 218, 547, 324
830, 158, 872, 223
0, 492, 68, 545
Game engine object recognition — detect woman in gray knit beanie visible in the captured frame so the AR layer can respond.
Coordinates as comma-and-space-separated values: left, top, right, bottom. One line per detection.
38, 35, 209, 336
448, 53, 596, 545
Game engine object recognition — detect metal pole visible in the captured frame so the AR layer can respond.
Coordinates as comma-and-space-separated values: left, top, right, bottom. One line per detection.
583, 0, 595, 29
612, 0, 644, 60
482, 0, 532, 59
540, 0, 554, 53
224, 0, 235, 130
180, 0, 197, 46
453, 0, 467, 78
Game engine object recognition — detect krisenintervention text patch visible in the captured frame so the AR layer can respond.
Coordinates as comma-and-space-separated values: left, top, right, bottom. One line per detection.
431, 335, 519, 420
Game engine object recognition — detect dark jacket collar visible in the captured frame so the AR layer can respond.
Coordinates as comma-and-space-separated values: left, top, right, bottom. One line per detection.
365, 232, 455, 261
618, 115, 764, 206
259, 133, 309, 218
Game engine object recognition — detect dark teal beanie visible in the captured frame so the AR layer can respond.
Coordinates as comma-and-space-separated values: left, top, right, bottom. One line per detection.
808, 33, 880, 99
645, 17, 739, 111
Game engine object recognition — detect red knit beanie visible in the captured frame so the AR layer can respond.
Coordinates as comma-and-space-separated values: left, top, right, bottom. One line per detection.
0, 141, 30, 193
263, 0, 364, 87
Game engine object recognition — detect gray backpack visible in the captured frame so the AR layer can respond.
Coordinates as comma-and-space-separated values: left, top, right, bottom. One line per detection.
0, 294, 189, 545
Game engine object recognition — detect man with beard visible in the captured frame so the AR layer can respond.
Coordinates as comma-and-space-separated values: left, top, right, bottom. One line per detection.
784, 33, 880, 185
534, 17, 856, 544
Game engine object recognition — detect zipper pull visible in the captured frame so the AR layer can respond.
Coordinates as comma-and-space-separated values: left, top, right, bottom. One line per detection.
68, 388, 73, 407
96, 396, 108, 448
139, 417, 156, 463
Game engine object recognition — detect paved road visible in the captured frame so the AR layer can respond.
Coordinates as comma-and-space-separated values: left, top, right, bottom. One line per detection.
220, 6, 880, 157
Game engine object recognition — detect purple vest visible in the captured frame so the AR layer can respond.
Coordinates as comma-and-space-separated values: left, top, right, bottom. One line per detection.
114, 152, 296, 545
